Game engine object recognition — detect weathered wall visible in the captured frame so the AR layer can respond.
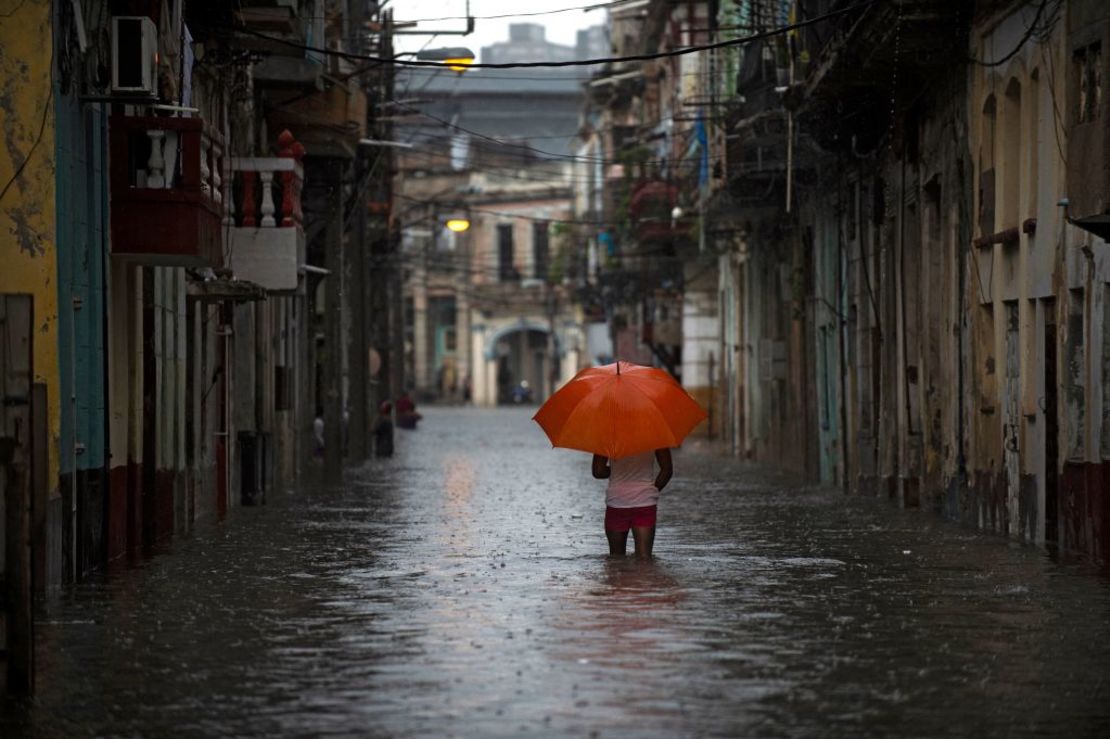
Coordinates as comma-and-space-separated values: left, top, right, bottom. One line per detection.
681, 259, 720, 439
55, 83, 109, 577
967, 1, 1071, 547
0, 0, 62, 578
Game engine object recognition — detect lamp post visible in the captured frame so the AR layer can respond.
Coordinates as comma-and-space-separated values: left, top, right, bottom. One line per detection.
415, 46, 477, 74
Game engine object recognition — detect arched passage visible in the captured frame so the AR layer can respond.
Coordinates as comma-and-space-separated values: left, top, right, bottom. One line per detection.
484, 322, 562, 404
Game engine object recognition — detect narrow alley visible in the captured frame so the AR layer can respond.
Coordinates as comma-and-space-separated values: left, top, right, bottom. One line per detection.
4, 408, 1108, 738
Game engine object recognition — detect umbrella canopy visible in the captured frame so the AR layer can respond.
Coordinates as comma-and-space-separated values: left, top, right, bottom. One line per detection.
532, 361, 707, 459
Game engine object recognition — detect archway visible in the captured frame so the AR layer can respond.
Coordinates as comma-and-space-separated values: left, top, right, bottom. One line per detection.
487, 325, 560, 404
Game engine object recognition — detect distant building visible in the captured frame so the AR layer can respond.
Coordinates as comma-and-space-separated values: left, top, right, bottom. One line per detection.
395, 24, 605, 404
576, 25, 610, 61
481, 23, 576, 65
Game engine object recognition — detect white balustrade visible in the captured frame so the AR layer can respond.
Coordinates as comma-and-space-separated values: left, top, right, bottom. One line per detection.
259, 170, 276, 227
146, 129, 166, 188
200, 137, 212, 197
230, 157, 304, 230
211, 142, 223, 206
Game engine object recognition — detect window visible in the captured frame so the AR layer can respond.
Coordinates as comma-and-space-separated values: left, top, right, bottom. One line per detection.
1001, 79, 1021, 228
979, 95, 997, 236
533, 221, 550, 281
1076, 42, 1102, 124
498, 224, 516, 282
1066, 289, 1085, 461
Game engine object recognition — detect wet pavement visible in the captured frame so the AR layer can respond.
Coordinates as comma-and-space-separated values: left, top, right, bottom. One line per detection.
3, 407, 1110, 737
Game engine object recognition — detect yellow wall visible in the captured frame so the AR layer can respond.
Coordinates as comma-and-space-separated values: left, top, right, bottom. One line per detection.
0, 0, 60, 491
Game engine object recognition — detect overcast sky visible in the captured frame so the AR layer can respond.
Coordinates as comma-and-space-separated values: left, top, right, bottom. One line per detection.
391, 1, 607, 61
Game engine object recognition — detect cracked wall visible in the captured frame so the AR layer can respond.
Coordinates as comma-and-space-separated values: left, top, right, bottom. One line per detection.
0, 0, 60, 493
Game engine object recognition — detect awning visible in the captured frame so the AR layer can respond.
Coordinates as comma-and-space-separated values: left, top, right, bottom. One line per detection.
186, 277, 267, 303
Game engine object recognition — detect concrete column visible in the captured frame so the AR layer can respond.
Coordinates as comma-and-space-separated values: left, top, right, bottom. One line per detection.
485, 349, 498, 407
457, 283, 471, 403
412, 256, 429, 394
470, 325, 485, 405
682, 261, 720, 438
323, 165, 344, 482
348, 198, 370, 462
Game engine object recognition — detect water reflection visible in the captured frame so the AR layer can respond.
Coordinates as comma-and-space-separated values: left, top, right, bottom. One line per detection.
1, 408, 1108, 738
561, 558, 687, 664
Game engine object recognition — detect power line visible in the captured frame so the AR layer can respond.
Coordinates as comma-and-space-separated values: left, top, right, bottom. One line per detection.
214, 1, 878, 70
396, 192, 695, 230
397, 193, 604, 226
393, 99, 719, 166
293, 0, 634, 24
0, 22, 53, 206
970, 0, 1049, 67
398, 146, 716, 185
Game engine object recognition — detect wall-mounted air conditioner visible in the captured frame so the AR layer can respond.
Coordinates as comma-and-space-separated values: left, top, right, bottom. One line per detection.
111, 16, 158, 96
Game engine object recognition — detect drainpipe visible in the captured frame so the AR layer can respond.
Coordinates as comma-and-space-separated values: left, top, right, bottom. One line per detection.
956, 161, 968, 488
896, 146, 907, 493
838, 171, 850, 494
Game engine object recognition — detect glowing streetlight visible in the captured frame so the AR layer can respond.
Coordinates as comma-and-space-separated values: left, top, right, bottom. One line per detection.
415, 47, 477, 74
445, 218, 471, 233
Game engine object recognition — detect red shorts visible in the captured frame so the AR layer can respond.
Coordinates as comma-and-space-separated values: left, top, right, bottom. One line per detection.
604, 505, 657, 532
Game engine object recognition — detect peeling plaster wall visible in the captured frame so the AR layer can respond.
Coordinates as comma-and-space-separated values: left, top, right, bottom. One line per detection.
967, 1, 1071, 547
0, 0, 61, 495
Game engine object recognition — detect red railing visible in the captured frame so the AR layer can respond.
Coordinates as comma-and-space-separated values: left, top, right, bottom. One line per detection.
109, 115, 225, 267
628, 179, 690, 243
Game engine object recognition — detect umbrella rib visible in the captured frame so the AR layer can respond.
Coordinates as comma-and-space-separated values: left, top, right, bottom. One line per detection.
624, 376, 680, 449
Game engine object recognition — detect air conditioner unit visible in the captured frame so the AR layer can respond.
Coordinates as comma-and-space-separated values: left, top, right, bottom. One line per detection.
111, 16, 158, 96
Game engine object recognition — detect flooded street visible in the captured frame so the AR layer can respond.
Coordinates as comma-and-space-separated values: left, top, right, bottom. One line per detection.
4, 407, 1110, 737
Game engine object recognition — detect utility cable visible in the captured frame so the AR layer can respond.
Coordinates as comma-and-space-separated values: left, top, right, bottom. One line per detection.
211, 1, 878, 70
0, 4, 53, 207
969, 0, 1048, 67
393, 99, 720, 166
295, 0, 638, 24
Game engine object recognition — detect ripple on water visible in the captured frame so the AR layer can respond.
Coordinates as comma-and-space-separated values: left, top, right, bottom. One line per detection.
5, 407, 1110, 739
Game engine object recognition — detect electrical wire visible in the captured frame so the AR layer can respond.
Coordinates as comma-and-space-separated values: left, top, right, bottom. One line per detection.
210, 1, 878, 70
970, 0, 1049, 67
393, 99, 720, 166
396, 193, 624, 227
0, 0, 53, 207
293, 0, 636, 24
396, 144, 713, 183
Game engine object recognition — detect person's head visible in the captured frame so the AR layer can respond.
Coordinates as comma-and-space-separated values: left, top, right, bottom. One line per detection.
379, 400, 393, 416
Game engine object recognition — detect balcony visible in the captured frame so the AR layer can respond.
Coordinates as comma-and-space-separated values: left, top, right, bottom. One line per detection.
628, 179, 691, 245
228, 131, 306, 293
109, 115, 225, 267
267, 80, 367, 159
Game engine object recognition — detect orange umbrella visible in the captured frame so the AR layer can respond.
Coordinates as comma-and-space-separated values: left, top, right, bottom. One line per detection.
532, 361, 707, 459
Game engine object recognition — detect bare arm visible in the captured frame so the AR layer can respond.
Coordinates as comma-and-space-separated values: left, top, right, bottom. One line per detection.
592, 454, 611, 479
654, 448, 673, 491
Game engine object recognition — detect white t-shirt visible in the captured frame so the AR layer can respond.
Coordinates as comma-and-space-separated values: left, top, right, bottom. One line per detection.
606, 451, 659, 508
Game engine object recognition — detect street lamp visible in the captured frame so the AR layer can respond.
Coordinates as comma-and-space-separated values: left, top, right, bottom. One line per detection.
415, 46, 477, 74
445, 218, 470, 233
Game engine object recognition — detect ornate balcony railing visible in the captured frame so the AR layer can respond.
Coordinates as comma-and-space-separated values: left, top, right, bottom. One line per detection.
109, 115, 225, 267
227, 130, 306, 292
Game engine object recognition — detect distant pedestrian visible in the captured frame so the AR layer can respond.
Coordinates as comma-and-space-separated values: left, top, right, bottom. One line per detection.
592, 449, 673, 559
396, 390, 422, 429
374, 401, 394, 458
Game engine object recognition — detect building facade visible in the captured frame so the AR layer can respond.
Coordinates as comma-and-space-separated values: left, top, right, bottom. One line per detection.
396, 25, 606, 405
580, 0, 1110, 563
0, 0, 391, 613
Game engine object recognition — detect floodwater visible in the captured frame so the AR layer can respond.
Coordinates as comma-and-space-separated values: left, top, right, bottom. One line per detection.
3, 407, 1110, 737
